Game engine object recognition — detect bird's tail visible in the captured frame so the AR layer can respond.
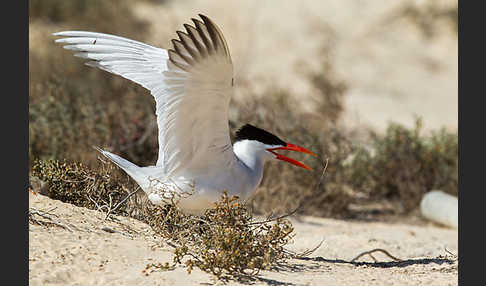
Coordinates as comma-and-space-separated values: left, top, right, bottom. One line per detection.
93, 146, 151, 191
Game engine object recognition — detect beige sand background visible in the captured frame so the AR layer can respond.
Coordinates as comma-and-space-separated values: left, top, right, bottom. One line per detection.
29, 0, 458, 285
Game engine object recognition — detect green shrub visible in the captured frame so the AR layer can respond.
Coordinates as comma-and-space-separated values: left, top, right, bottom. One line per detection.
349, 118, 458, 213
29, 0, 149, 35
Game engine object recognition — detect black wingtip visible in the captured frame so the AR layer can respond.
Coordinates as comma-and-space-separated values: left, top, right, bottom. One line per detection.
191, 17, 203, 26
198, 14, 216, 31
198, 13, 209, 21
198, 14, 217, 31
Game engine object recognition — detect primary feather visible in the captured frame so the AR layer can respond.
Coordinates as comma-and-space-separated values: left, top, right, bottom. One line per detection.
54, 15, 234, 178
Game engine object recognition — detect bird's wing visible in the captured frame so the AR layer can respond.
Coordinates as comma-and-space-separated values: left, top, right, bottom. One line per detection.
54, 14, 236, 177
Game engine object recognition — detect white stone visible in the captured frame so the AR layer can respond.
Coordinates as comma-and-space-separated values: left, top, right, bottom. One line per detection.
420, 190, 458, 229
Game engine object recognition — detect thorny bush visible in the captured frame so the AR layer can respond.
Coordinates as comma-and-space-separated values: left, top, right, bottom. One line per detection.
142, 192, 295, 280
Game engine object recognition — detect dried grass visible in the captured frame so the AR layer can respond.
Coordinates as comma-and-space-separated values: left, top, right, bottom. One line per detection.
140, 192, 296, 280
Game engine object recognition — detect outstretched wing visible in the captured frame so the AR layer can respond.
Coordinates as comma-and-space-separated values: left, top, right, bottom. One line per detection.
54, 14, 236, 177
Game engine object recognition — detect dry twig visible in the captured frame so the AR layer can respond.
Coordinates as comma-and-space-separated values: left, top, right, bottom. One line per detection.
100, 226, 134, 238
28, 207, 74, 232
104, 186, 141, 220
350, 248, 402, 263
286, 239, 325, 258
444, 247, 457, 258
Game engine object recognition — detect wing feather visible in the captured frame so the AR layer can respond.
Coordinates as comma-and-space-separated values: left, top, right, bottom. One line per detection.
54, 15, 235, 177
192, 18, 215, 55
184, 24, 208, 58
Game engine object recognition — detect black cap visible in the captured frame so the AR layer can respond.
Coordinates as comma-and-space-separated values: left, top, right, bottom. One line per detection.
234, 124, 286, 146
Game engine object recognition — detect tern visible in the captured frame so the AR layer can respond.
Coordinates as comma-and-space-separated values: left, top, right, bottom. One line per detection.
53, 14, 317, 214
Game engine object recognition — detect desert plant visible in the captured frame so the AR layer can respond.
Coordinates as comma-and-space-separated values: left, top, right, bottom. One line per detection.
140, 191, 295, 280
386, 0, 458, 38
348, 118, 458, 213
29, 0, 149, 35
30, 158, 140, 217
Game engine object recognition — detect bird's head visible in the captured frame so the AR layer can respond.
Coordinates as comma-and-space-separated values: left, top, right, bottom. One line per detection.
233, 124, 317, 170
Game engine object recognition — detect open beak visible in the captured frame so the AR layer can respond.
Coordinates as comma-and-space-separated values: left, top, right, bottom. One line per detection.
267, 143, 317, 170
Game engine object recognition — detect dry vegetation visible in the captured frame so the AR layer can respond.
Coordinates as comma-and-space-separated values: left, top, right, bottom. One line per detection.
146, 192, 296, 280
389, 0, 458, 38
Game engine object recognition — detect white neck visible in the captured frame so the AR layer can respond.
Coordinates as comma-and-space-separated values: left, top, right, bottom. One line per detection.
233, 139, 274, 168
232, 140, 274, 193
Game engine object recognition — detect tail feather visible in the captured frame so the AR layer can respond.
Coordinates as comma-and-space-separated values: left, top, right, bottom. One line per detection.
94, 146, 150, 190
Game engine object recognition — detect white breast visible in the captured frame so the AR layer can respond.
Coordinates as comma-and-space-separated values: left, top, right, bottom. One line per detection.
145, 151, 264, 215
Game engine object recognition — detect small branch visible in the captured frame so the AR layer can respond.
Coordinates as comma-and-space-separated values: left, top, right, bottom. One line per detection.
316, 157, 329, 190
350, 248, 402, 263
100, 226, 134, 238
444, 247, 457, 258
87, 194, 108, 213
29, 207, 74, 232
105, 186, 141, 219
294, 157, 330, 214
286, 239, 325, 258
103, 194, 113, 220
247, 207, 298, 226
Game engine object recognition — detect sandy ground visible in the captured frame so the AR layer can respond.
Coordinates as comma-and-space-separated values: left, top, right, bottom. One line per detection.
29, 192, 457, 286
